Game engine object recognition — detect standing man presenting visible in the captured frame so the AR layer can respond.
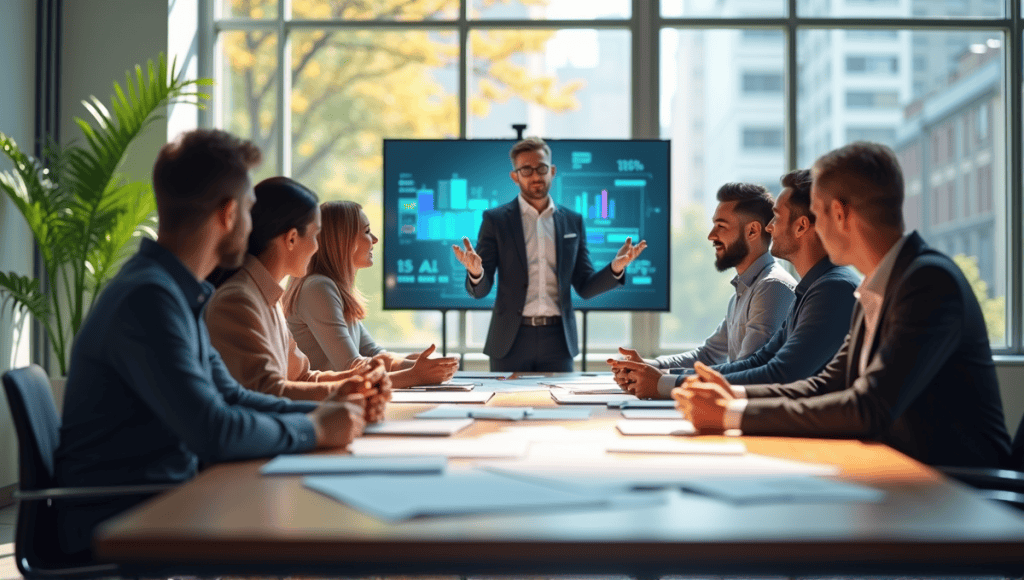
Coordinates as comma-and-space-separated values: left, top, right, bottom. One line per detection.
452, 137, 647, 371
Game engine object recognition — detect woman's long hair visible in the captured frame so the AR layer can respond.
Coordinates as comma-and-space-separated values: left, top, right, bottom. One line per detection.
282, 200, 366, 323
207, 176, 320, 287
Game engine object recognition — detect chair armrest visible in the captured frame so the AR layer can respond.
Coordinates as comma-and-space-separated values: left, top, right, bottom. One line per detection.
938, 465, 1024, 493
15, 483, 177, 502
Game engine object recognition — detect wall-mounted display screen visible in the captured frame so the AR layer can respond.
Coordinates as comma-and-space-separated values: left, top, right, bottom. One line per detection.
383, 139, 671, 311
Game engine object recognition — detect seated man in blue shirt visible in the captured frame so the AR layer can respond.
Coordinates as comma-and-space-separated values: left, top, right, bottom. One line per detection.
53, 129, 377, 561
612, 170, 859, 399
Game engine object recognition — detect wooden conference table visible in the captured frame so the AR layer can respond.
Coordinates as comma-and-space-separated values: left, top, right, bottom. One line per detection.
95, 374, 1024, 577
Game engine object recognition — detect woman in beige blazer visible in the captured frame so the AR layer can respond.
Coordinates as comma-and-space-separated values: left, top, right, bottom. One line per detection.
282, 201, 457, 388
205, 177, 390, 418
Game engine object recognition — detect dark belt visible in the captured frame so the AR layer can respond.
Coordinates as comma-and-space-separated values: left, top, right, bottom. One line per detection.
521, 315, 561, 327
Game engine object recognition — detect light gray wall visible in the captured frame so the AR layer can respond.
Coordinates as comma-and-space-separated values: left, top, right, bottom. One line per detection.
0, 0, 38, 493
61, 0, 170, 187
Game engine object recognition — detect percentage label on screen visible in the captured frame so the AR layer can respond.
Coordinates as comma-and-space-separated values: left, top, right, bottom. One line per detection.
617, 159, 645, 171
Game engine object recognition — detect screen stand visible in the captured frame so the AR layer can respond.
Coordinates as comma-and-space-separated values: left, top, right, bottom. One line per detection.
439, 309, 448, 359
580, 309, 590, 372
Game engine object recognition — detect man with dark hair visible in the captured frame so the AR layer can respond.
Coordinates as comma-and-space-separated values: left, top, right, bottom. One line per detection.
675, 142, 1012, 469
612, 170, 859, 399
53, 129, 373, 562
613, 182, 796, 384
451, 136, 647, 371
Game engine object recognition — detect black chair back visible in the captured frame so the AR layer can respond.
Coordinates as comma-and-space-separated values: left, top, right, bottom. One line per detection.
3, 365, 60, 490
1012, 410, 1024, 471
3, 364, 103, 577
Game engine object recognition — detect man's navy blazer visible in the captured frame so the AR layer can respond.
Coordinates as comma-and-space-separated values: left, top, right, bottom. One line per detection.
466, 198, 623, 359
740, 232, 1012, 468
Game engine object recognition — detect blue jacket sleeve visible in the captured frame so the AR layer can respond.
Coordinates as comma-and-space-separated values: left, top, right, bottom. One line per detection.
109, 283, 318, 463
713, 277, 857, 386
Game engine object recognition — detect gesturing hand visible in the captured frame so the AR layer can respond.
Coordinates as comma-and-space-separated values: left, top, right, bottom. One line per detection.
611, 236, 648, 275
452, 237, 483, 278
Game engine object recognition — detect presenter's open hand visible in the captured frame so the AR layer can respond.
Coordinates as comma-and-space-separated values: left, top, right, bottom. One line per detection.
408, 344, 459, 385
672, 361, 734, 432
309, 390, 366, 449
607, 359, 664, 400
610, 237, 648, 275
452, 237, 483, 278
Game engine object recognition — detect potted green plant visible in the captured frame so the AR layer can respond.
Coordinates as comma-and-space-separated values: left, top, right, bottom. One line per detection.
0, 53, 210, 376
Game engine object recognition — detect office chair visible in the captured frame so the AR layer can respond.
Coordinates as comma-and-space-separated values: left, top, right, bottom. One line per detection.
938, 411, 1024, 510
2, 364, 174, 579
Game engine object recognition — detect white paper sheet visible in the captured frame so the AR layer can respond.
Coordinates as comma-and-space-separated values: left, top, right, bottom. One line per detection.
616, 419, 696, 436
349, 437, 528, 458
477, 454, 840, 492
620, 409, 684, 420
618, 400, 677, 409
550, 387, 637, 405
546, 383, 625, 394
404, 382, 475, 391
260, 455, 447, 476
416, 405, 531, 421
680, 476, 885, 505
363, 419, 474, 436
390, 391, 495, 404
303, 471, 606, 521
454, 371, 513, 379
605, 440, 746, 455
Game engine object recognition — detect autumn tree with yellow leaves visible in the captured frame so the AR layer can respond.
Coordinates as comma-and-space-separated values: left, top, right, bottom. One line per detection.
221, 0, 585, 344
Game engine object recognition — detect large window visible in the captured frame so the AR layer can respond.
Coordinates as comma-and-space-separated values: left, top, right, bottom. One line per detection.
208, 0, 1023, 360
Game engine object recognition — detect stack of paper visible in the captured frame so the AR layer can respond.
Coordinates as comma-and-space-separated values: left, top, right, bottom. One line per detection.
606, 440, 746, 455
405, 382, 475, 391
363, 419, 474, 436
390, 391, 495, 404
546, 382, 624, 395
349, 437, 528, 458
260, 455, 446, 475
616, 419, 695, 436
550, 387, 637, 405
620, 409, 684, 420
415, 405, 594, 422
618, 400, 677, 409
679, 476, 885, 505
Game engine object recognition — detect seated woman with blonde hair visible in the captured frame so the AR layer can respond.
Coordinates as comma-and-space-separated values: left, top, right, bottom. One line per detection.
205, 177, 389, 419
283, 201, 458, 388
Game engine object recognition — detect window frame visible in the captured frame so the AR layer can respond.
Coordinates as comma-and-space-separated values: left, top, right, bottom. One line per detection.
199, 0, 1023, 359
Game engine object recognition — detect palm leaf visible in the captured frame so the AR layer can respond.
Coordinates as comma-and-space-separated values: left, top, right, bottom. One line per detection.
0, 52, 209, 374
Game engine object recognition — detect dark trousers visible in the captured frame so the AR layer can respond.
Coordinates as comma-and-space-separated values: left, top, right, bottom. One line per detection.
490, 322, 574, 372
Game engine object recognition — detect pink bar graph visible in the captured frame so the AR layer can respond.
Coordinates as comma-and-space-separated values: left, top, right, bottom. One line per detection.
601, 190, 608, 219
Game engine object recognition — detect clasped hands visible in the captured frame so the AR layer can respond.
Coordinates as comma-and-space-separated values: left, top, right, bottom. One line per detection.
607, 349, 735, 431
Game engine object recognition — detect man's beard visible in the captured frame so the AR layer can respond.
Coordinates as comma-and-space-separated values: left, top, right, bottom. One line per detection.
715, 236, 750, 272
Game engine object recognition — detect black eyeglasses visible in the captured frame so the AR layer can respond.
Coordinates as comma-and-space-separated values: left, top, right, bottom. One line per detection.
514, 164, 550, 177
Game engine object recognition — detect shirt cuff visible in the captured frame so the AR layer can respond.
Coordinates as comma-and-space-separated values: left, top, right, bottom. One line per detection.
731, 385, 746, 399
723, 398, 747, 431
468, 271, 483, 285
657, 373, 680, 398
612, 267, 624, 280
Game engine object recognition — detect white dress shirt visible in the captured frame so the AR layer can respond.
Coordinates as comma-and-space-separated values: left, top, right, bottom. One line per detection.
518, 194, 560, 317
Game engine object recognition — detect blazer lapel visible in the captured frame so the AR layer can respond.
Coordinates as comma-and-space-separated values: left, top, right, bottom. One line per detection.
554, 208, 568, 282
857, 232, 926, 376
506, 200, 529, 274
847, 306, 867, 386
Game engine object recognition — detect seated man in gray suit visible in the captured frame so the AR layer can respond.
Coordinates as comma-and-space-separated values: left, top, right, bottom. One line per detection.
612, 170, 859, 399
674, 141, 1012, 468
